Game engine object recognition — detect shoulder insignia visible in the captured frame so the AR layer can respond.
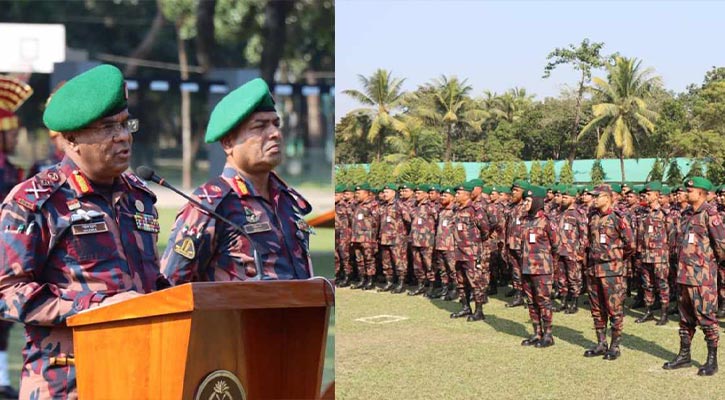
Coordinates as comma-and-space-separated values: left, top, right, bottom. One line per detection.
12, 168, 65, 212
272, 172, 313, 215
193, 176, 232, 212
122, 172, 157, 200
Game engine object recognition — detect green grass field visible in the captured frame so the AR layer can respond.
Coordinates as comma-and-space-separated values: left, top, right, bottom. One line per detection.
336, 286, 725, 400
6, 207, 335, 391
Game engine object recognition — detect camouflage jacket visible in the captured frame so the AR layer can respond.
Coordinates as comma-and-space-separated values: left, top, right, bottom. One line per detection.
335, 199, 353, 242
435, 203, 456, 251
379, 199, 409, 246
557, 206, 589, 258
453, 200, 491, 262
0, 153, 23, 201
0, 157, 166, 399
161, 164, 313, 284
637, 206, 673, 263
587, 208, 634, 277
677, 202, 725, 286
505, 201, 526, 250
351, 197, 379, 244
521, 210, 559, 274
410, 199, 437, 247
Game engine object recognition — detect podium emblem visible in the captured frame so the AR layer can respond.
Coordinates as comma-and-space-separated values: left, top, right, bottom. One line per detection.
195, 370, 246, 400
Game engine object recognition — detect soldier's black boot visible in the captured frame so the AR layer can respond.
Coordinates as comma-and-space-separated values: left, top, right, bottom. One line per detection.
450, 301, 472, 319
425, 282, 437, 298
505, 288, 516, 297
631, 291, 645, 309
378, 278, 394, 292
362, 276, 376, 290
350, 276, 366, 289
438, 284, 449, 300
663, 332, 692, 370
506, 291, 524, 307
444, 283, 457, 301
584, 329, 608, 357
697, 343, 718, 376
536, 333, 555, 348
467, 302, 485, 321
487, 280, 498, 295
656, 308, 668, 325
522, 324, 541, 346
603, 333, 622, 360
635, 307, 655, 323
566, 296, 579, 314
338, 276, 350, 288
554, 295, 568, 312
717, 307, 725, 319
408, 281, 426, 296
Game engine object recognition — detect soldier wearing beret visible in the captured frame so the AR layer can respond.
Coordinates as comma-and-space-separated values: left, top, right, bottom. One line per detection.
554, 186, 588, 314
663, 177, 725, 376
348, 183, 380, 289
408, 185, 437, 296
716, 185, 725, 318
0, 75, 33, 399
378, 183, 410, 293
583, 184, 634, 361
0, 64, 168, 399
162, 78, 314, 284
519, 186, 559, 347
335, 185, 354, 287
504, 180, 528, 307
434, 187, 457, 300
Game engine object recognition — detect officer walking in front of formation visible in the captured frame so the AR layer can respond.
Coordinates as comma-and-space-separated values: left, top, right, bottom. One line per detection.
663, 177, 725, 376
519, 186, 559, 348
162, 78, 314, 284
0, 64, 168, 399
583, 184, 634, 361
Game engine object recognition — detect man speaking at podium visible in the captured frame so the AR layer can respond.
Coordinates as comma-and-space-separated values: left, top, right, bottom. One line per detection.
161, 78, 314, 283
0, 65, 168, 399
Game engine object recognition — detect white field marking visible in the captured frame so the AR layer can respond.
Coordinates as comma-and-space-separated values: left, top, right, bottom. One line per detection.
354, 315, 409, 324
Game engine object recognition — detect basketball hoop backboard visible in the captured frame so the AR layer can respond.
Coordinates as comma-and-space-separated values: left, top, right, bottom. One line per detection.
0, 23, 66, 73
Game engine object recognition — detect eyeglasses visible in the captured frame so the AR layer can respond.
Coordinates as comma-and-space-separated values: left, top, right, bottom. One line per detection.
77, 118, 139, 141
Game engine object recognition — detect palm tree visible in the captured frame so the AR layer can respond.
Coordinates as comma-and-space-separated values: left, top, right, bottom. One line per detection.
342, 69, 407, 161
578, 56, 661, 181
490, 87, 534, 124
406, 75, 487, 161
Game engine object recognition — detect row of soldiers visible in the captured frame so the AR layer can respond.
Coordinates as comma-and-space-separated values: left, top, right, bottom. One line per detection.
335, 176, 725, 375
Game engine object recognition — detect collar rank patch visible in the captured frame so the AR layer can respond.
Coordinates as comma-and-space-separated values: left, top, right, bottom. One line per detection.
134, 213, 160, 233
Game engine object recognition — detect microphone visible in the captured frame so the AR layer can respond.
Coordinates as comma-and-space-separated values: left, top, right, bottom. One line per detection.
136, 165, 265, 280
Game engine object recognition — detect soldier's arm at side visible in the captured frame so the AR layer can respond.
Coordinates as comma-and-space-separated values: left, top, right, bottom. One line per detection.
160, 203, 214, 285
706, 209, 725, 262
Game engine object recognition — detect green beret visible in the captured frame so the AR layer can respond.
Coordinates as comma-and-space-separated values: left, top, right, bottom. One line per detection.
684, 177, 713, 192
354, 183, 372, 191
716, 185, 725, 194
673, 185, 685, 193
441, 186, 455, 195
427, 184, 441, 193
633, 185, 645, 194
205, 78, 276, 143
455, 182, 475, 192
512, 179, 529, 190
523, 185, 547, 198
343, 185, 354, 192
382, 183, 398, 191
643, 181, 662, 193
610, 183, 622, 194
399, 183, 414, 190
563, 187, 578, 197
469, 178, 484, 188
499, 186, 512, 194
482, 185, 493, 195
43, 64, 128, 132
335, 184, 345, 193
661, 185, 671, 195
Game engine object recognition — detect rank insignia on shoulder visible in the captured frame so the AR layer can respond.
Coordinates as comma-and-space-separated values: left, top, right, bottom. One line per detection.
234, 176, 249, 196
174, 236, 196, 259
243, 221, 272, 234
134, 213, 160, 233
15, 196, 36, 211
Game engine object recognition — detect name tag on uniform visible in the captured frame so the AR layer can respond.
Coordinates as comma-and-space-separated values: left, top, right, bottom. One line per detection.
688, 233, 695, 244
442, 220, 448, 227
72, 221, 109, 236
357, 213, 363, 220
529, 233, 536, 243
418, 218, 423, 225
600, 233, 607, 244
386, 216, 392, 223
457, 223, 464, 231
564, 223, 571, 231
516, 218, 521, 225
243, 221, 272, 234
648, 225, 653, 233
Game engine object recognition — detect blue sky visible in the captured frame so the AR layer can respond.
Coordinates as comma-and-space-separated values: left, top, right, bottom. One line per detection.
335, 0, 725, 121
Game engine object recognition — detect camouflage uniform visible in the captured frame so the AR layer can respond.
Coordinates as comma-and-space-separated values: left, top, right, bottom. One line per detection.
0, 158, 167, 399
636, 206, 673, 313
505, 202, 526, 292
350, 196, 380, 280
410, 199, 437, 285
378, 198, 410, 283
556, 206, 588, 301
434, 202, 456, 290
521, 210, 559, 339
453, 199, 491, 304
335, 198, 353, 279
587, 206, 634, 352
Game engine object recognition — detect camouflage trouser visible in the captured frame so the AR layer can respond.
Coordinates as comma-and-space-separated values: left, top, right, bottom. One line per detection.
678, 284, 719, 345
334, 239, 352, 276
507, 248, 523, 291
641, 262, 670, 308
433, 249, 455, 284
351, 242, 377, 277
412, 246, 433, 282
587, 274, 625, 335
522, 274, 553, 334
380, 244, 407, 280
557, 256, 583, 298
455, 259, 489, 304
718, 261, 725, 304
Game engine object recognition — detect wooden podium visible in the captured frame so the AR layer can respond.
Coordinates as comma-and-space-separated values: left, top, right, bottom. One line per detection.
66, 279, 334, 400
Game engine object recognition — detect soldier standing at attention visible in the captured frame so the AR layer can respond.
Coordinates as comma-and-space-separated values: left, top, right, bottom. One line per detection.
378, 183, 410, 293
519, 186, 559, 348
450, 182, 491, 321
555, 186, 588, 314
335, 185, 354, 287
635, 181, 673, 325
0, 64, 167, 399
663, 177, 725, 376
505, 180, 528, 307
434, 187, 457, 300
162, 78, 314, 284
583, 184, 634, 361
347, 183, 379, 290
408, 185, 437, 296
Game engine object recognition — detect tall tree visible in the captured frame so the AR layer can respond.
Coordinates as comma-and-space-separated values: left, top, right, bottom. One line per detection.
665, 159, 684, 186
342, 69, 408, 161
591, 160, 606, 184
559, 162, 575, 184
529, 161, 543, 185
542, 160, 557, 185
578, 56, 662, 182
543, 38, 608, 164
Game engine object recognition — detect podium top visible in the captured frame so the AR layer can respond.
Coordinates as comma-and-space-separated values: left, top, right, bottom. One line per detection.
67, 279, 335, 327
